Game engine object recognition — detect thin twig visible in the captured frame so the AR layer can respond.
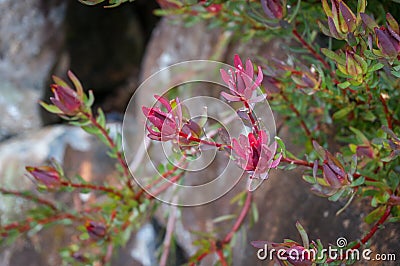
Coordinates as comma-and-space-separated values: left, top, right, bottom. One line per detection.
292, 29, 331, 70
223, 190, 252, 244
0, 188, 58, 211
280, 93, 313, 139
159, 200, 178, 266
326, 205, 392, 263
1, 213, 78, 237
81, 111, 133, 190
60, 181, 123, 198
379, 94, 393, 130
189, 191, 253, 265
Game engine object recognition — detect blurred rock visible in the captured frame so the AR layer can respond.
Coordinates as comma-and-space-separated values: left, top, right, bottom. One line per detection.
0, 125, 91, 223
0, 0, 66, 140
0, 125, 94, 266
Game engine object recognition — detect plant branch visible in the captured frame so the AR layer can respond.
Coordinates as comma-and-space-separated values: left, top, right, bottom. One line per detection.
159, 202, 178, 266
1, 213, 78, 237
379, 94, 393, 130
178, 132, 232, 149
190, 191, 253, 265
350, 205, 392, 250
81, 111, 133, 190
292, 29, 331, 70
216, 248, 228, 266
243, 100, 260, 134
281, 157, 375, 181
223, 190, 252, 244
280, 93, 313, 139
0, 188, 58, 211
147, 172, 185, 199
327, 205, 392, 263
60, 181, 123, 198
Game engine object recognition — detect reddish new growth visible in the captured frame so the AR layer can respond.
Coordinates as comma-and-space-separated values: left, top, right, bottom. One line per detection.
220, 54, 265, 103
232, 130, 281, 180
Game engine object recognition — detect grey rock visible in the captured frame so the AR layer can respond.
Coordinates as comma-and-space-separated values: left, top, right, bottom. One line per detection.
0, 0, 66, 140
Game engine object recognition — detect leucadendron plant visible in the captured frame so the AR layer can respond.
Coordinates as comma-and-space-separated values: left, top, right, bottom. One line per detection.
1, 0, 400, 265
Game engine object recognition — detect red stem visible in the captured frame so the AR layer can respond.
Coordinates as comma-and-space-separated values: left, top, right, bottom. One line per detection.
60, 181, 123, 198
280, 93, 313, 139
281, 157, 375, 181
350, 205, 392, 250
379, 94, 393, 130
0, 187, 57, 211
1, 213, 78, 237
146, 172, 185, 199
223, 190, 252, 244
292, 29, 331, 70
326, 205, 392, 263
216, 249, 228, 266
82, 112, 133, 190
190, 191, 253, 265
243, 101, 260, 134
179, 132, 232, 149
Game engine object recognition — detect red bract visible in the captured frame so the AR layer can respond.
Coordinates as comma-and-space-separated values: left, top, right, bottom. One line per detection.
85, 221, 107, 240
199, 1, 222, 13
261, 0, 284, 20
232, 130, 281, 179
375, 26, 400, 59
320, 0, 358, 40
322, 151, 349, 189
50, 84, 83, 116
220, 54, 265, 103
26, 166, 61, 189
285, 245, 313, 266
142, 95, 182, 141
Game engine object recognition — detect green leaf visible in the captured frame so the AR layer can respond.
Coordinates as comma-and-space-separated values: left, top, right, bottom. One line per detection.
40, 102, 61, 114
251, 202, 259, 223
368, 63, 384, 73
350, 177, 365, 187
365, 206, 385, 224
85, 90, 95, 108
349, 126, 369, 144
69, 119, 91, 127
81, 125, 101, 135
275, 136, 286, 157
391, 69, 400, 78
302, 175, 316, 184
333, 104, 354, 120
328, 189, 345, 201
321, 48, 346, 66
296, 221, 309, 249
230, 190, 246, 205
96, 108, 106, 128
337, 81, 351, 89
212, 214, 236, 224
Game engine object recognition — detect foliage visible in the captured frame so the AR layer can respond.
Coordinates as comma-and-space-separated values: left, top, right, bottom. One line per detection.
1, 0, 400, 265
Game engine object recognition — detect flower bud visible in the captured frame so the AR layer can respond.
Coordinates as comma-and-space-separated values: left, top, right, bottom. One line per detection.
85, 221, 107, 240
336, 50, 367, 85
375, 26, 400, 59
320, 0, 362, 42
261, 0, 285, 20
285, 245, 313, 266
26, 166, 61, 189
50, 84, 83, 116
322, 152, 349, 189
